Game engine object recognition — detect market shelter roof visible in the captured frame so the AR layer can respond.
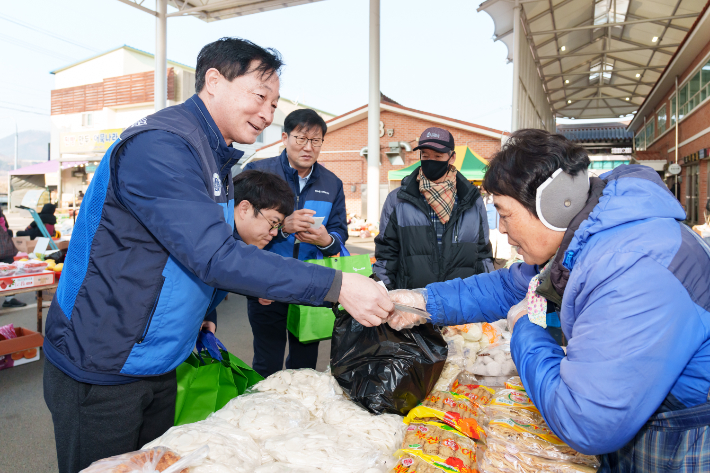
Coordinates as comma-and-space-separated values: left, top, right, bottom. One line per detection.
117, 0, 326, 21
478, 0, 708, 119
387, 146, 489, 182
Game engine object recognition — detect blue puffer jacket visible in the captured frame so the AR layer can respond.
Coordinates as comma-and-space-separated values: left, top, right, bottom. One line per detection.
424, 165, 710, 455
244, 151, 348, 259
44, 95, 337, 385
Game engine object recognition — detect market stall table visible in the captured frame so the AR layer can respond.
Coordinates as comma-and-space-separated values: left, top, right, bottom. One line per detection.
0, 282, 58, 334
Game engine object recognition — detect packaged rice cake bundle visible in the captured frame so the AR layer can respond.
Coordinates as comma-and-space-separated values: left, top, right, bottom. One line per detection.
485, 390, 544, 424
482, 440, 598, 472
404, 387, 494, 441
484, 418, 599, 467
392, 422, 478, 473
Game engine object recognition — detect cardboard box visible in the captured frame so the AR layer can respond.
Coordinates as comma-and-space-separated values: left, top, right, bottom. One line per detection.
0, 326, 43, 370
12, 236, 36, 254
0, 270, 55, 292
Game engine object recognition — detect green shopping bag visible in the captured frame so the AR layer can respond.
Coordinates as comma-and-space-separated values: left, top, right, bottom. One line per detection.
174, 331, 263, 426
287, 249, 373, 343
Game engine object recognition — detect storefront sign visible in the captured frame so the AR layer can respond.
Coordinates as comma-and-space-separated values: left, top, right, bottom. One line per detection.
60, 129, 123, 154
611, 147, 632, 154
668, 163, 682, 175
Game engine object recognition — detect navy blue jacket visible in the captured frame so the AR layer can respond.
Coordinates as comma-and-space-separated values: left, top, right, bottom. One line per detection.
44, 95, 338, 384
244, 151, 348, 259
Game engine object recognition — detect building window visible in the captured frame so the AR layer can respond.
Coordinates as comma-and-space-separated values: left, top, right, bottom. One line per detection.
635, 127, 646, 151
256, 131, 264, 143
675, 58, 710, 123
645, 120, 654, 144
670, 96, 676, 127
657, 105, 667, 135
82, 113, 93, 127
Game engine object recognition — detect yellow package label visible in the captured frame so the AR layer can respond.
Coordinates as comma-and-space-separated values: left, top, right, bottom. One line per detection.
489, 418, 566, 446
488, 390, 539, 412
504, 377, 525, 391
404, 391, 488, 441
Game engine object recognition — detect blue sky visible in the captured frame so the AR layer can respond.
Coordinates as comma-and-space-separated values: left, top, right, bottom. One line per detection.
0, 0, 514, 138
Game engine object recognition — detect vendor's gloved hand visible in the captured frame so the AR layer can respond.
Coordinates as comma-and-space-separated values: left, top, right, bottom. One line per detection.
386, 288, 430, 331
507, 298, 528, 332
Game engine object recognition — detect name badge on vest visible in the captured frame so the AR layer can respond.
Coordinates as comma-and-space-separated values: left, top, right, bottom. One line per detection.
213, 173, 222, 196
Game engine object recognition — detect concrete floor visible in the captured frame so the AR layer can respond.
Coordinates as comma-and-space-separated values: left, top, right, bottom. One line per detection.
0, 238, 373, 472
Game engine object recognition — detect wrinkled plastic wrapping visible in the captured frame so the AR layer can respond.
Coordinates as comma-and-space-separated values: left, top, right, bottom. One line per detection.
143, 419, 262, 473
145, 369, 403, 473
469, 343, 517, 381
81, 446, 207, 473
478, 384, 600, 473
330, 305, 447, 415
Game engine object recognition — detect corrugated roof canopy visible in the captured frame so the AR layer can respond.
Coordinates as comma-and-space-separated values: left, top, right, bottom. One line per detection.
557, 122, 634, 141
479, 0, 707, 119
117, 0, 325, 21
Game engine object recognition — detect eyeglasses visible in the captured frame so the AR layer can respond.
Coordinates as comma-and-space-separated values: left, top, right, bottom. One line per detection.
291, 135, 324, 148
258, 209, 283, 230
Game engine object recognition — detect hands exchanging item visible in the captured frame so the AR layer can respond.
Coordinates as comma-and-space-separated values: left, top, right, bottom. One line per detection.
386, 288, 431, 331
338, 275, 432, 331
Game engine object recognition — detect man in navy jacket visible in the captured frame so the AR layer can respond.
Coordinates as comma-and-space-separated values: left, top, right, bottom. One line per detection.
244, 109, 347, 377
42, 38, 392, 473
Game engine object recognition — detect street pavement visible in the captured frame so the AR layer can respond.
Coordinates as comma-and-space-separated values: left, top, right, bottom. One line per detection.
0, 237, 375, 472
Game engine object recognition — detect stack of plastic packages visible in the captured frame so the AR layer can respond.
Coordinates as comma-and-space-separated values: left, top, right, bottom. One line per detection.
139, 369, 406, 473
389, 373, 497, 472
439, 320, 518, 389
479, 378, 600, 473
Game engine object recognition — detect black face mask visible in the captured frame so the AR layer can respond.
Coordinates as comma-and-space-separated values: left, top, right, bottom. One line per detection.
420, 159, 450, 181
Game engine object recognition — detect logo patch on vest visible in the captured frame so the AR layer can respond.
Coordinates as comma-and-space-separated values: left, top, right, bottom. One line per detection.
127, 117, 147, 129
213, 173, 222, 196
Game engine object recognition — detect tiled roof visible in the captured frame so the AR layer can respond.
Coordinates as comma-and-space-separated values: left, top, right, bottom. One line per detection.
556, 123, 634, 142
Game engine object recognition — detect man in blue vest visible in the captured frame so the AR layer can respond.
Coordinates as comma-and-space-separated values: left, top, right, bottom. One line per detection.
42, 38, 392, 473
244, 109, 347, 377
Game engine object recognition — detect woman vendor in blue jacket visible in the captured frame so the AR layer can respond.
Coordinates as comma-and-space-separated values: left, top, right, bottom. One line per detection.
389, 128, 710, 472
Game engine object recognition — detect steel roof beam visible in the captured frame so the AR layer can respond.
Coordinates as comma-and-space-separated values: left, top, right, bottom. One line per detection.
529, 13, 697, 35
116, 0, 159, 15
543, 65, 662, 78
537, 43, 680, 59
548, 82, 656, 91
624, 11, 689, 32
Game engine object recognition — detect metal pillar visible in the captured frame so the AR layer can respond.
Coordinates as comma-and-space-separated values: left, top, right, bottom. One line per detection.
155, 0, 167, 111
675, 76, 679, 199
366, 0, 380, 222
511, 0, 521, 132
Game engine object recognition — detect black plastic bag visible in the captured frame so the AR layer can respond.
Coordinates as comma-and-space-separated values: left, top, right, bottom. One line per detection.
330, 305, 448, 415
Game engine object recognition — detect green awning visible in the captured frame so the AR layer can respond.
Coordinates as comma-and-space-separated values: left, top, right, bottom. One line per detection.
388, 146, 489, 182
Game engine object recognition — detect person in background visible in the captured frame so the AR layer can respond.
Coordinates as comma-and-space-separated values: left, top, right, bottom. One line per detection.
243, 108, 348, 378
374, 127, 493, 290
16, 203, 56, 239
0, 206, 24, 308
203, 169, 295, 332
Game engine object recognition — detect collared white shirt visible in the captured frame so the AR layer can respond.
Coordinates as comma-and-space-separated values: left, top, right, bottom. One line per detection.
289, 162, 313, 192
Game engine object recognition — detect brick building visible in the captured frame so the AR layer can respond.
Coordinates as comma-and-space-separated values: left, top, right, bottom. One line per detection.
628, 2, 710, 225
247, 95, 507, 215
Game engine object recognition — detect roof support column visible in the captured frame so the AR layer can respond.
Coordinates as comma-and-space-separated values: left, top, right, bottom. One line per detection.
511, 0, 521, 131
155, 0, 167, 111
367, 0, 381, 222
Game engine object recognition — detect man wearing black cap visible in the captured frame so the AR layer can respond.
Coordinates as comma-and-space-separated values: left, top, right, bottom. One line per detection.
374, 127, 494, 290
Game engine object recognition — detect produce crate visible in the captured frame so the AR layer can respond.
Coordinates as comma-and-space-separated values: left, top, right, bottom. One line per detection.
0, 270, 55, 292
0, 326, 43, 370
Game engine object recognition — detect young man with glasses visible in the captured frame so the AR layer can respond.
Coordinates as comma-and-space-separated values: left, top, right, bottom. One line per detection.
203, 169, 295, 330
244, 108, 347, 377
